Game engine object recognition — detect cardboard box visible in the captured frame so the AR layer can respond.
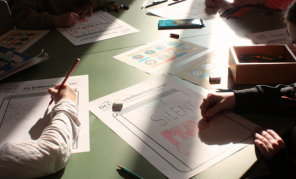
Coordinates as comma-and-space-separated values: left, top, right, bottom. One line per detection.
228, 45, 296, 84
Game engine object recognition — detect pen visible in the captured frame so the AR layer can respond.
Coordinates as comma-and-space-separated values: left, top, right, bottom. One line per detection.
168, 0, 186, 6
117, 165, 144, 179
141, 0, 149, 9
49, 58, 80, 105
215, 88, 234, 92
145, 0, 168, 8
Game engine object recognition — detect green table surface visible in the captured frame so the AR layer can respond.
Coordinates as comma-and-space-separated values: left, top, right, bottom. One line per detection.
1, 1, 295, 179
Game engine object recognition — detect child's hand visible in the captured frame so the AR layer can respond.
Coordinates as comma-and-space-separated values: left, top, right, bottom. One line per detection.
74, 2, 94, 18
205, 0, 220, 8
253, 127, 285, 160
48, 85, 77, 103
200, 92, 236, 122
54, 12, 79, 27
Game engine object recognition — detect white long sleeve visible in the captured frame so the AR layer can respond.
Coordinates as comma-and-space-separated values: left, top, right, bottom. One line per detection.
0, 99, 80, 179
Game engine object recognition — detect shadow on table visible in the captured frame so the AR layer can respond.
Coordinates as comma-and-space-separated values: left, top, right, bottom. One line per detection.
34, 168, 66, 179
29, 108, 51, 140
116, 169, 139, 179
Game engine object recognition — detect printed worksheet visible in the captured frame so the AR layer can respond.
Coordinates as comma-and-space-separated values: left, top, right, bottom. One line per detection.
57, 11, 139, 46
245, 28, 291, 44
147, 0, 232, 20
0, 30, 49, 52
0, 75, 89, 153
114, 38, 208, 74
170, 50, 229, 90
86, 74, 258, 179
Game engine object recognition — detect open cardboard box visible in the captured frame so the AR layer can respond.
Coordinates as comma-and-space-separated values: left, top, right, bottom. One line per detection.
229, 44, 296, 84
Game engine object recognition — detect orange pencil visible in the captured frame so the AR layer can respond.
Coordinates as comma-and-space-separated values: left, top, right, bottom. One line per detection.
49, 58, 80, 105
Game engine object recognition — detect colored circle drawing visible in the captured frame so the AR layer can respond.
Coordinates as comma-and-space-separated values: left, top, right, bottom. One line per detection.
156, 46, 167, 50
6, 37, 15, 41
145, 50, 156, 55
181, 46, 191, 50
20, 38, 29, 41
190, 70, 203, 76
13, 42, 23, 46
13, 33, 22, 36
145, 60, 157, 65
26, 33, 36, 36
167, 42, 178, 46
201, 64, 214, 70
132, 55, 144, 60
157, 55, 169, 60
168, 50, 179, 55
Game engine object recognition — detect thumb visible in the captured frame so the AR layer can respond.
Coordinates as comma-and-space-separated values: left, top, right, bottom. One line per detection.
206, 101, 226, 117
48, 88, 58, 96
206, 98, 232, 117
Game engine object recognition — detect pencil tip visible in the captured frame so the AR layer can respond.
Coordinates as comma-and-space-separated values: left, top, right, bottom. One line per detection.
118, 165, 122, 168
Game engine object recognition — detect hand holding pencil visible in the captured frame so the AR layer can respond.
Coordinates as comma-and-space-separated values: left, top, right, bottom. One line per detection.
48, 58, 80, 105
48, 84, 77, 103
200, 92, 236, 122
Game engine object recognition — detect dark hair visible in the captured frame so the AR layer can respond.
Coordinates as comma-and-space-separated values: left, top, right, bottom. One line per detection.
284, 0, 296, 25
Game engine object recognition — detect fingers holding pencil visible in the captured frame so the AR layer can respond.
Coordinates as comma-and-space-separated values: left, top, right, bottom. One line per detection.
48, 84, 77, 103
48, 58, 80, 105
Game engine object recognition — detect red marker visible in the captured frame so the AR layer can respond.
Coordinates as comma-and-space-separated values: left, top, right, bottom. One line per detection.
49, 58, 80, 105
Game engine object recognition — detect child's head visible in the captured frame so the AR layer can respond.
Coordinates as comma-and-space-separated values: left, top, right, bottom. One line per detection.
284, 0, 296, 43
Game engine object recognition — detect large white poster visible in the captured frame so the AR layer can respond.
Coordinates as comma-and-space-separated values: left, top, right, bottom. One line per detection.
87, 75, 258, 178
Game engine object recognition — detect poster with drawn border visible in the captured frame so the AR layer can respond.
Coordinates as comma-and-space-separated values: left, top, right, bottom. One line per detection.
86, 74, 258, 179
0, 75, 90, 153
56, 11, 139, 46
0, 30, 49, 53
114, 38, 208, 74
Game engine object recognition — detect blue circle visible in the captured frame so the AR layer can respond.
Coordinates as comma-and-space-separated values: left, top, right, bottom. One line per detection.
156, 46, 167, 50
167, 42, 178, 46
132, 55, 144, 60
190, 70, 203, 76
157, 55, 169, 60
145, 50, 156, 55
181, 46, 191, 50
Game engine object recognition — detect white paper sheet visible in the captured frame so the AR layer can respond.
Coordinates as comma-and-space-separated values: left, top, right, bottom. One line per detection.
245, 28, 291, 44
147, 0, 232, 20
0, 75, 89, 153
86, 74, 258, 179
169, 50, 229, 90
56, 11, 139, 46
114, 38, 208, 74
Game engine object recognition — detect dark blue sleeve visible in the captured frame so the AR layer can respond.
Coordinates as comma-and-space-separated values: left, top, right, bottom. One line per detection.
233, 84, 296, 114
